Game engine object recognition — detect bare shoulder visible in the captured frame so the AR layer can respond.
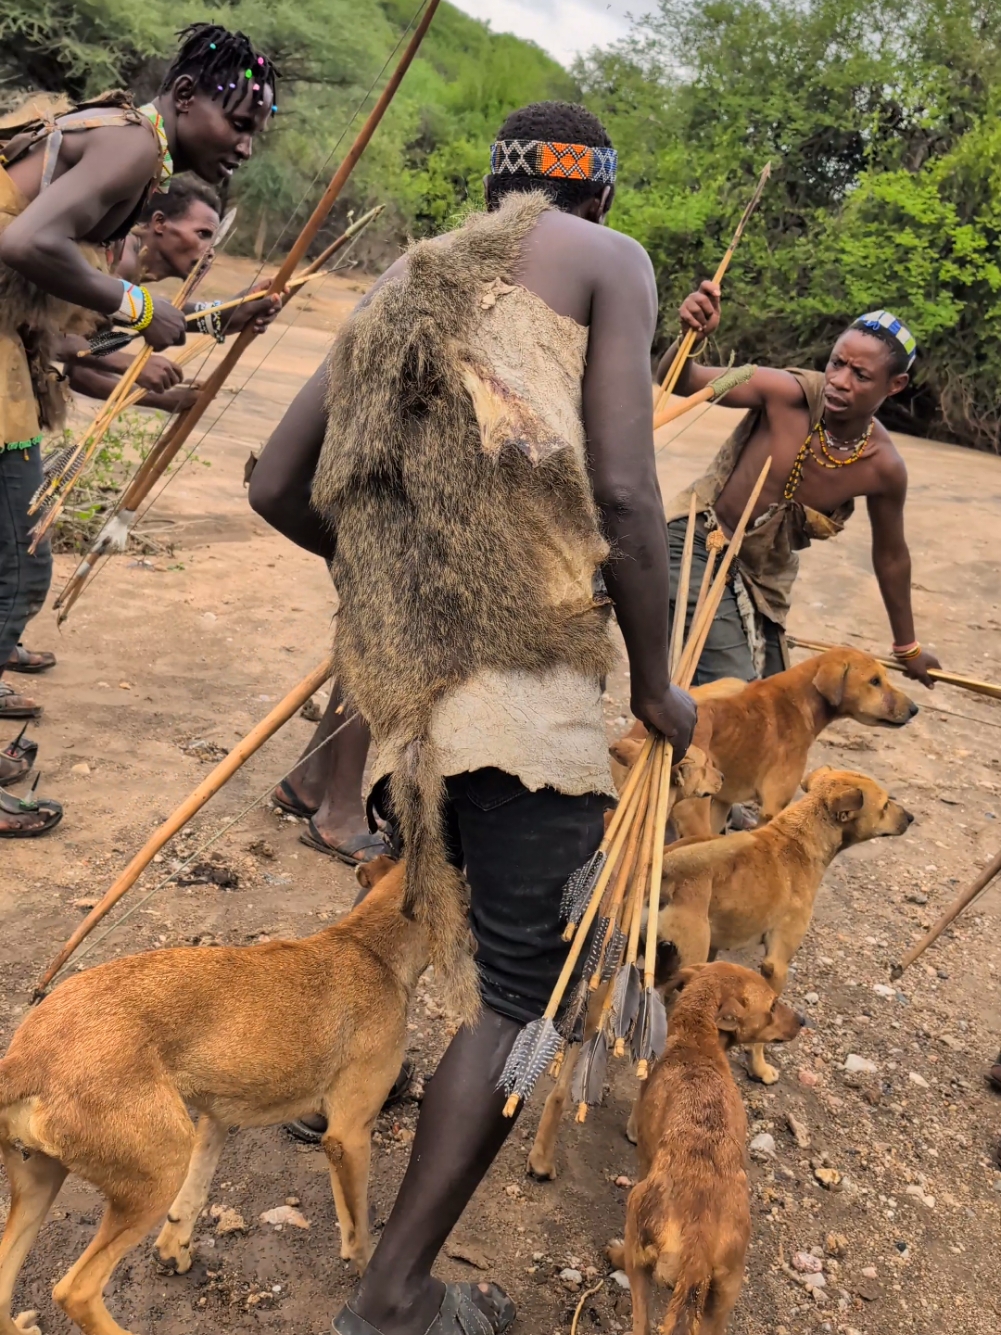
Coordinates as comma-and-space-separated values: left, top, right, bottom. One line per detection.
533, 210, 653, 274
870, 421, 907, 491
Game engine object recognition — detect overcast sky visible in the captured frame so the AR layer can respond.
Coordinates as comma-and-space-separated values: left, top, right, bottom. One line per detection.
452, 1, 637, 66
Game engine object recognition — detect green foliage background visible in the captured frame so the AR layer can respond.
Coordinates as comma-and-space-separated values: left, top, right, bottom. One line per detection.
1, 0, 999, 448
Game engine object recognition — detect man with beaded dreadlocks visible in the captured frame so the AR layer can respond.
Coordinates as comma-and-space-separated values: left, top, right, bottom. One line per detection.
0, 22, 276, 837
250, 100, 696, 1335
658, 282, 941, 694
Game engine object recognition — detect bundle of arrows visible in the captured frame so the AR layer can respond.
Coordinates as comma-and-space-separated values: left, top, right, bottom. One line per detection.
500, 458, 772, 1118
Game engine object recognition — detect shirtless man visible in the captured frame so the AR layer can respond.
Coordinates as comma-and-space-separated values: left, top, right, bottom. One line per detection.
0, 22, 276, 835
251, 100, 696, 1335
658, 281, 940, 689
66, 174, 279, 414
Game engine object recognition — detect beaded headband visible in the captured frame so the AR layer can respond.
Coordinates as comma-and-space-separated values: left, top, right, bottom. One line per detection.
852, 310, 917, 368
490, 138, 617, 185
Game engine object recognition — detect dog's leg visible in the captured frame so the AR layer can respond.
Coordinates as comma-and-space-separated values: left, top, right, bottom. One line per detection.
622, 1206, 653, 1335
700, 1267, 745, 1334
526, 1044, 580, 1181
749, 937, 794, 1085
0, 1142, 68, 1335
155, 1115, 229, 1273
322, 1110, 377, 1274
53, 1196, 175, 1335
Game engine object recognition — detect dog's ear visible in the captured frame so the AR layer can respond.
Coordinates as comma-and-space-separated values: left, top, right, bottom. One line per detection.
715, 996, 745, 1032
828, 784, 865, 821
674, 964, 705, 992
813, 657, 850, 707
355, 853, 397, 890
802, 766, 833, 792
609, 737, 643, 769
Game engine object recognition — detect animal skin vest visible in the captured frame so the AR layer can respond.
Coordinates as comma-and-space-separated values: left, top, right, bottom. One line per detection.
313, 192, 615, 1018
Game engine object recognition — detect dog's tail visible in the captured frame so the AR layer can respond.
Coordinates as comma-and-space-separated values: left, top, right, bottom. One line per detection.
390, 736, 480, 1026
659, 1231, 712, 1334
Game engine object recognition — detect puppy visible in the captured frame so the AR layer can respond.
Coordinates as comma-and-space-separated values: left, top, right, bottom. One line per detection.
656, 767, 912, 1081
0, 855, 420, 1335
609, 962, 804, 1334
624, 647, 917, 836
525, 746, 723, 1181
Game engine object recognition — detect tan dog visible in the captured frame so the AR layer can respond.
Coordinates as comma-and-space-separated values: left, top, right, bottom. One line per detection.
608, 962, 804, 1334
525, 746, 723, 1181
625, 648, 917, 836
656, 767, 913, 1082
0, 855, 420, 1335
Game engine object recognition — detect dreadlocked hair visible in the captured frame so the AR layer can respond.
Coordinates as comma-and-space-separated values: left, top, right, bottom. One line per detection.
848, 321, 913, 377
160, 23, 278, 114
486, 101, 614, 214
140, 173, 220, 224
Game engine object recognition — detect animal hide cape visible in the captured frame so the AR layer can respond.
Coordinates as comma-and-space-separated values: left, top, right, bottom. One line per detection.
313, 192, 614, 1021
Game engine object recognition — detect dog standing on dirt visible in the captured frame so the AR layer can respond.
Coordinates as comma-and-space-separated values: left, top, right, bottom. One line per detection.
0, 855, 419, 1335
625, 647, 917, 837
656, 767, 913, 1082
608, 962, 805, 1334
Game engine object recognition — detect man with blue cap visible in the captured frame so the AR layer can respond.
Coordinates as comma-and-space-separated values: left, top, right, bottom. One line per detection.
659, 283, 940, 690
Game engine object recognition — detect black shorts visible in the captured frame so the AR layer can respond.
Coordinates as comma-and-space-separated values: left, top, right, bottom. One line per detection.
371, 769, 608, 1025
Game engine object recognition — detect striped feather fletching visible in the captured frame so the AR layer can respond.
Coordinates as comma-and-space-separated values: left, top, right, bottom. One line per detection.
601, 925, 626, 982
631, 987, 668, 1066
610, 963, 641, 1043
560, 849, 605, 924
499, 1016, 562, 1102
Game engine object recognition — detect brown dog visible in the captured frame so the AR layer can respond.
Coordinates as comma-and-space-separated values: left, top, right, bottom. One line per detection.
525, 746, 724, 1181
0, 855, 420, 1335
626, 648, 917, 837
608, 962, 804, 1334
656, 767, 912, 1082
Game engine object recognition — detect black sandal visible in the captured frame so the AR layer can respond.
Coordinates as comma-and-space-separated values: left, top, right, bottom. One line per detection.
0, 784, 63, 838
333, 1283, 515, 1335
4, 643, 57, 674
299, 821, 389, 866
272, 778, 317, 818
285, 1061, 415, 1144
0, 682, 43, 720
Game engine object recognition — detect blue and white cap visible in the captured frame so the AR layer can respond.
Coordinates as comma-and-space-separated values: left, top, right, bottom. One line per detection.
851, 310, 917, 369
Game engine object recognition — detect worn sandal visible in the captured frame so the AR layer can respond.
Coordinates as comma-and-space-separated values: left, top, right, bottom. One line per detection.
0, 682, 43, 720
272, 778, 317, 818
299, 822, 389, 866
4, 643, 57, 674
0, 785, 63, 838
1, 726, 37, 785
333, 1283, 515, 1335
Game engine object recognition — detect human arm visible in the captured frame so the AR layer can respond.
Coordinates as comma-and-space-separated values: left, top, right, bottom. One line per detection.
584, 236, 696, 755
65, 362, 198, 413
0, 125, 185, 349
866, 460, 940, 687
248, 363, 334, 561
655, 280, 804, 412
69, 350, 184, 394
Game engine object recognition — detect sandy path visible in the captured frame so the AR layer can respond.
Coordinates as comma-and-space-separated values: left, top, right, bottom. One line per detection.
1, 256, 1000, 1334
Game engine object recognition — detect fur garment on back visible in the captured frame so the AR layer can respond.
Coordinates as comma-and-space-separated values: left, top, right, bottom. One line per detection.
313, 193, 614, 1021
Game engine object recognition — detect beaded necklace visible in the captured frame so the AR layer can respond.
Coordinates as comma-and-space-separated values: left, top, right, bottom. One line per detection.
782, 417, 874, 502
138, 103, 173, 190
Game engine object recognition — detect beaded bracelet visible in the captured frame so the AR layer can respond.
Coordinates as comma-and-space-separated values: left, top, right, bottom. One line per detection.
133, 288, 154, 333
192, 301, 225, 344
892, 641, 922, 660
113, 280, 153, 331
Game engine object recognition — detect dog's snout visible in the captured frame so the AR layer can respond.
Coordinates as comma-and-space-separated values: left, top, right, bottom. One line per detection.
796, 1012, 810, 1029
904, 808, 915, 826
907, 700, 919, 718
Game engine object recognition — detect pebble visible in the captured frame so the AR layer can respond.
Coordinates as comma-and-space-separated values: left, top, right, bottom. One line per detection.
814, 1166, 842, 1189
609, 1270, 630, 1290
797, 1067, 821, 1087
559, 1268, 582, 1289
861, 1267, 877, 1279
904, 1184, 935, 1208
260, 1205, 310, 1229
872, 983, 896, 999
118, 680, 131, 690
70, 762, 91, 776
843, 1054, 878, 1074
786, 1112, 811, 1148
213, 1207, 247, 1235
906, 891, 929, 905
908, 1071, 929, 1088
749, 1132, 776, 1158
614, 1175, 633, 1188
792, 1251, 824, 1274
825, 1233, 848, 1257
802, 1272, 827, 1290
804, 992, 820, 1005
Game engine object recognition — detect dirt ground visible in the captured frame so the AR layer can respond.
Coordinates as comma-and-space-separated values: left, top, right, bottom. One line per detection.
2, 254, 1001, 1335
